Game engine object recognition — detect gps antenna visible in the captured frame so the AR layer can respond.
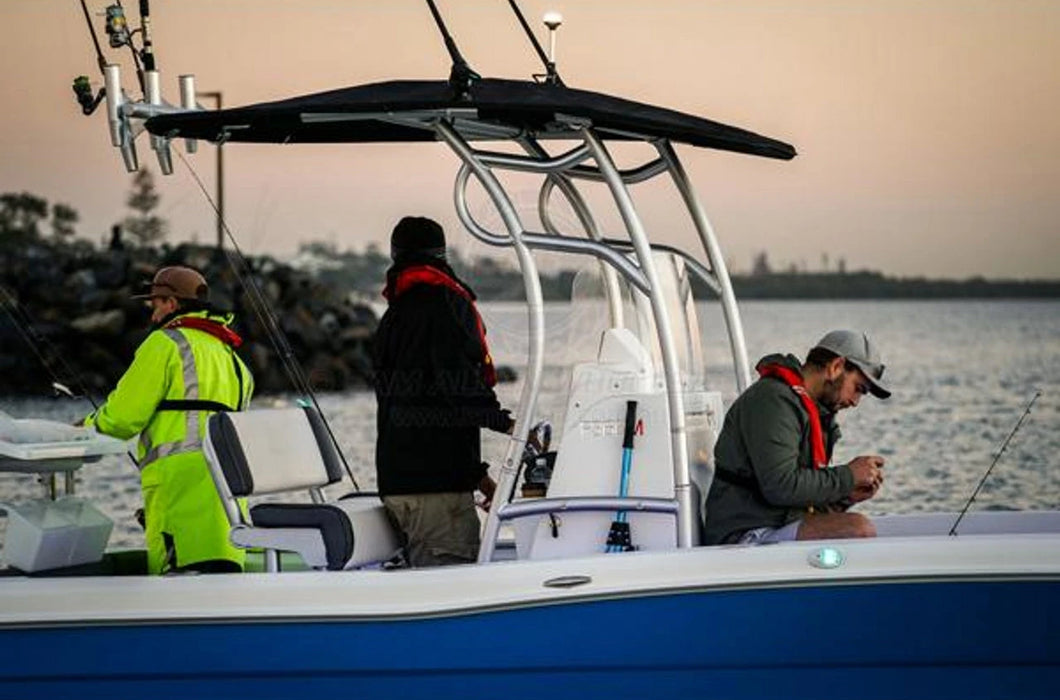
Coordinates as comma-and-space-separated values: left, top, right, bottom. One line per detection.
507, 0, 563, 85
424, 0, 480, 100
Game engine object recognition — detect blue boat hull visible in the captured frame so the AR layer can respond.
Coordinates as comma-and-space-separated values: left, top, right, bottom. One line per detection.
2, 579, 1057, 699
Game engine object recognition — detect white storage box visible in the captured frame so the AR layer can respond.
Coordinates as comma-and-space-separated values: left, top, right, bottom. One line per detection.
0, 413, 129, 474
1, 498, 113, 572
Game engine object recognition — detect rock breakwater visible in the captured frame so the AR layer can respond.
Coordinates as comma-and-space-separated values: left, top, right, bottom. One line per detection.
0, 239, 378, 397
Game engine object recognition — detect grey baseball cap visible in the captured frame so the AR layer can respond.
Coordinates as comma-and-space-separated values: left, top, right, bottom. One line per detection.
812, 329, 890, 399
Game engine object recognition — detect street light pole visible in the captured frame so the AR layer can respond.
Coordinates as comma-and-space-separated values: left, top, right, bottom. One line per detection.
196, 91, 224, 249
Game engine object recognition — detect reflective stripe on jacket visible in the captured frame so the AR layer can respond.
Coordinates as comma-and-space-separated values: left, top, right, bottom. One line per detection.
85, 310, 254, 573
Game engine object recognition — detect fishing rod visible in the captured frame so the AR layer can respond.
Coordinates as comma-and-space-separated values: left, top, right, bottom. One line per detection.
71, 2, 360, 487
0, 284, 144, 472
135, 0, 156, 74
949, 390, 1041, 536
424, 0, 480, 98
176, 152, 362, 491
74, 0, 109, 114
506, 0, 563, 85
78, 0, 108, 74
0, 284, 101, 409
74, 0, 151, 117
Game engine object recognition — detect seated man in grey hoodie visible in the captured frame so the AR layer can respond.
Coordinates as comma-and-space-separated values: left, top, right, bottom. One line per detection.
704, 330, 890, 545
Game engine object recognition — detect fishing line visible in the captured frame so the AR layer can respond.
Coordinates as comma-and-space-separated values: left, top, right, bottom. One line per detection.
78, 0, 108, 74
75, 1, 359, 486
424, 0, 480, 97
0, 284, 144, 469
175, 151, 361, 490
113, 0, 145, 90
949, 390, 1041, 536
0, 284, 101, 410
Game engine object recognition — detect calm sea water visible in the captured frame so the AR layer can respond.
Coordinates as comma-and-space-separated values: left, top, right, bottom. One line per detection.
2, 300, 1058, 549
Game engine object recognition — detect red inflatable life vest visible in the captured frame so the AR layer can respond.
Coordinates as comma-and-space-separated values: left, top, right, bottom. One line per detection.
384, 265, 498, 387
165, 316, 244, 348
757, 362, 826, 469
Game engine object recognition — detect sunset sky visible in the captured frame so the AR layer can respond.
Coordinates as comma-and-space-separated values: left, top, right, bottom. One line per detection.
1, 1, 1057, 278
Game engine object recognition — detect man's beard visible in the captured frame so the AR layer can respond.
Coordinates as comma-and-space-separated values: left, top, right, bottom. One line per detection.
819, 374, 843, 412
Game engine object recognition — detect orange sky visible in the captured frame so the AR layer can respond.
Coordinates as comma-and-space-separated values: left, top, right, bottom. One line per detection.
1, 0, 1058, 278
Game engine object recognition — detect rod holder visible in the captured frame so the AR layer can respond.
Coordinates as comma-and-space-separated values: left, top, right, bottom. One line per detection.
103, 64, 124, 147
144, 70, 172, 174
119, 125, 139, 172
178, 74, 198, 154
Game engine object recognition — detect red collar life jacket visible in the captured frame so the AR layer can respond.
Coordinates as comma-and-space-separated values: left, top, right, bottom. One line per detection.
384, 265, 497, 387
757, 363, 826, 469
165, 316, 244, 348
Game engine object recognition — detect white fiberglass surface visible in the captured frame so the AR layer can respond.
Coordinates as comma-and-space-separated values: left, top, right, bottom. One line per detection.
3, 533, 1059, 626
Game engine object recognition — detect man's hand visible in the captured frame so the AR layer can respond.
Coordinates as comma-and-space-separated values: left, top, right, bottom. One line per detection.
847, 455, 885, 503
477, 474, 497, 511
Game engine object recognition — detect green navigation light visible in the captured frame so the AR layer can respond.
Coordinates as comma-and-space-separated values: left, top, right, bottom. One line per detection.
808, 546, 845, 569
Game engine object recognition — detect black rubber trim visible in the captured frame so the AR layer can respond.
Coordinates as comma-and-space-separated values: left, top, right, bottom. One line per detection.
250, 503, 353, 571
304, 406, 344, 485
208, 413, 255, 497
158, 399, 235, 412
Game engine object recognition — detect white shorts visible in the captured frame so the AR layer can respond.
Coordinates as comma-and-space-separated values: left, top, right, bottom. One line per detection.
737, 519, 802, 545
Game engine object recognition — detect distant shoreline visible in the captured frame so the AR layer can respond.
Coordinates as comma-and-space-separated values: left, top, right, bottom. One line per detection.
466, 268, 1060, 301
711, 271, 1060, 301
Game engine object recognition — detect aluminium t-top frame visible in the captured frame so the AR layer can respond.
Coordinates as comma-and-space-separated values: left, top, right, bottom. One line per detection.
423, 117, 753, 561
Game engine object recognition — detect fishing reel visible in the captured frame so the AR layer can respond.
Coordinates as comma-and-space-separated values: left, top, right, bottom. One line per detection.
104, 4, 132, 48
72, 75, 105, 116
520, 420, 556, 498
75, 0, 198, 176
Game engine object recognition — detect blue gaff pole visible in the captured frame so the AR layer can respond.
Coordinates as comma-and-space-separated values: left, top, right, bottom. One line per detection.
606, 400, 638, 553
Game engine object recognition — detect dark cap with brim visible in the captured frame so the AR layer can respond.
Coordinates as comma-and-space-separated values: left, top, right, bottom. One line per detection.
812, 329, 891, 399
132, 266, 209, 302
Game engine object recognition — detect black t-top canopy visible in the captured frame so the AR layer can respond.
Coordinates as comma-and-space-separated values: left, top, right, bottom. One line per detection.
146, 78, 796, 160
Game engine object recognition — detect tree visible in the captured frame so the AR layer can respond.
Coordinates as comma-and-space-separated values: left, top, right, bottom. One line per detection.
50, 203, 79, 240
751, 251, 772, 277
0, 192, 48, 240
121, 169, 168, 246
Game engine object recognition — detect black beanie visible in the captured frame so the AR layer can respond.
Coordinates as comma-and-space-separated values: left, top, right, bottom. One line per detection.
390, 216, 446, 260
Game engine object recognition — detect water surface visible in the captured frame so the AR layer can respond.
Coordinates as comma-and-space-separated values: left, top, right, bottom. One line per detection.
2, 300, 1057, 549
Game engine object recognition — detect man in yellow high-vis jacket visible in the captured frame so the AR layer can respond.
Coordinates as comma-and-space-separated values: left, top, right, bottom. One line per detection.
85, 266, 253, 574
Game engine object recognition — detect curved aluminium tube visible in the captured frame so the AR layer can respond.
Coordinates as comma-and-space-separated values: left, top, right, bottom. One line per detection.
566, 158, 668, 185
469, 144, 667, 185
656, 141, 752, 392
521, 139, 624, 329
581, 129, 695, 550
599, 237, 722, 297
537, 178, 625, 329
496, 496, 678, 522
452, 165, 651, 294
474, 143, 593, 174
434, 121, 546, 566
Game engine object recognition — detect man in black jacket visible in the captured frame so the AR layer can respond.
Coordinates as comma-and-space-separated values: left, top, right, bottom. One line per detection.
373, 216, 513, 567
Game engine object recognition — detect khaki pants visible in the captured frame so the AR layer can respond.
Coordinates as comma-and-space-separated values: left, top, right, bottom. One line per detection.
383, 492, 481, 567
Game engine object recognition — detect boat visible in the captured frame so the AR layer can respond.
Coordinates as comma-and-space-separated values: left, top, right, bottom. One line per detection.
1, 3, 1058, 698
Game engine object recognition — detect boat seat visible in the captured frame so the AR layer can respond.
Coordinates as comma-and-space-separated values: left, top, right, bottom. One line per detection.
203, 407, 400, 571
